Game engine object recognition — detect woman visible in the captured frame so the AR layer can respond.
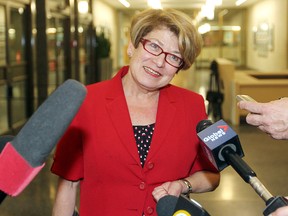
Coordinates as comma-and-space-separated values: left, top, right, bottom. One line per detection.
51, 8, 220, 216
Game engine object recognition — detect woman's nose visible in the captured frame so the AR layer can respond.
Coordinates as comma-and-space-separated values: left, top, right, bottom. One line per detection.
153, 53, 166, 67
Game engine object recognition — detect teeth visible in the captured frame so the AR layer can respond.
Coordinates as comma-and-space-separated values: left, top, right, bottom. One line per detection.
144, 67, 161, 76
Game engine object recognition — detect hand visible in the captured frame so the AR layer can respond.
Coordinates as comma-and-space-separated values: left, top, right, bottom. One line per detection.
152, 181, 184, 202
238, 98, 288, 140
270, 202, 288, 216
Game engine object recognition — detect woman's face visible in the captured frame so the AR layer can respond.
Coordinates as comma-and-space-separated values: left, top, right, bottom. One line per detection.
127, 27, 181, 92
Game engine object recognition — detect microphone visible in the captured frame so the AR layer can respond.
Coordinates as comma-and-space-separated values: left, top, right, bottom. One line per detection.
157, 195, 210, 216
196, 119, 288, 216
0, 135, 14, 203
0, 79, 87, 201
0, 135, 14, 152
196, 119, 245, 172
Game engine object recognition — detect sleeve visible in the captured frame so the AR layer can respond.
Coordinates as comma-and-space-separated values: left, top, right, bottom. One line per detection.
51, 116, 84, 181
190, 144, 219, 173
190, 93, 219, 174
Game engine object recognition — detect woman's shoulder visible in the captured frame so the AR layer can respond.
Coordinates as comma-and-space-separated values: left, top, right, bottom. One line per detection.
165, 84, 204, 101
86, 79, 111, 91
85, 66, 127, 93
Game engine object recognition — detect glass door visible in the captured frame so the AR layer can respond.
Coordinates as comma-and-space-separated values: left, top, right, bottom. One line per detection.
0, 5, 8, 134
47, 17, 65, 94
0, 3, 29, 134
8, 5, 28, 130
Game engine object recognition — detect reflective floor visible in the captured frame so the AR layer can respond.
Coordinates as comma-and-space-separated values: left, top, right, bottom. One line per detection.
2, 67, 288, 216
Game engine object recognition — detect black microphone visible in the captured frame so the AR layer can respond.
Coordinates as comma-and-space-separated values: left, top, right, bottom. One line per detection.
0, 79, 86, 201
157, 195, 210, 216
196, 119, 245, 172
197, 119, 288, 216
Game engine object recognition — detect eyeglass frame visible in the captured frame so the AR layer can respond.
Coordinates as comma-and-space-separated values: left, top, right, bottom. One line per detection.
139, 38, 184, 69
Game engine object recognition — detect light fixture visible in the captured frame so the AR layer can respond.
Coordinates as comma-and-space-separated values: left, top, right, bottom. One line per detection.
78, 0, 89, 14
235, 0, 247, 6
18, 7, 24, 15
198, 23, 211, 34
201, 3, 215, 20
215, 0, 222, 6
119, 0, 130, 8
147, 0, 162, 9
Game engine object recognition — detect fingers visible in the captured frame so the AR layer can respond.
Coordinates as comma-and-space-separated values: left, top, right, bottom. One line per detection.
246, 112, 263, 126
238, 101, 264, 114
270, 206, 288, 216
152, 186, 168, 202
152, 181, 183, 202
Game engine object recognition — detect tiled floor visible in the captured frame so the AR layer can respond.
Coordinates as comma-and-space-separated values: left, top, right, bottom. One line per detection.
2, 67, 288, 216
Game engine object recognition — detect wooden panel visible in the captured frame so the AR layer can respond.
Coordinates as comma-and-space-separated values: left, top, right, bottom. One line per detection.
216, 58, 288, 125
231, 73, 288, 125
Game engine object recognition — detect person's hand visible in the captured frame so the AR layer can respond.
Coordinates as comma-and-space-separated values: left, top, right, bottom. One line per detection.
270, 200, 288, 216
238, 98, 288, 140
152, 181, 184, 202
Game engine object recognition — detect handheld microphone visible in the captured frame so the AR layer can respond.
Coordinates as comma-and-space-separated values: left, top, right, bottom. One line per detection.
0, 135, 14, 152
196, 119, 245, 172
197, 119, 288, 216
156, 195, 210, 216
0, 79, 87, 201
0, 135, 14, 203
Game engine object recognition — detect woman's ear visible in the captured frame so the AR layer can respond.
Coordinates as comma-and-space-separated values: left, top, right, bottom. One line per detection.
127, 41, 135, 57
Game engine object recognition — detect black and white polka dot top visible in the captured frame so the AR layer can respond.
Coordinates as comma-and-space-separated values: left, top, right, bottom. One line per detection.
133, 123, 155, 167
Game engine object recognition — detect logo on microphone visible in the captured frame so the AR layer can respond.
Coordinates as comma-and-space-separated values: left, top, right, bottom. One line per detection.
173, 210, 191, 216
203, 125, 229, 142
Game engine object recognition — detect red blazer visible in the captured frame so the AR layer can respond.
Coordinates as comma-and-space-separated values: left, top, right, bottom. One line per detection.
51, 66, 217, 216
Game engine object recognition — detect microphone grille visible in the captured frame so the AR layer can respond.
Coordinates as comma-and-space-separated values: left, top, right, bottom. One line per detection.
12, 79, 87, 167
196, 119, 213, 133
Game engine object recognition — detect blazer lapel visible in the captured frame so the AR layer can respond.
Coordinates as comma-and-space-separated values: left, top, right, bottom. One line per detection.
147, 86, 177, 160
105, 68, 141, 165
104, 68, 177, 166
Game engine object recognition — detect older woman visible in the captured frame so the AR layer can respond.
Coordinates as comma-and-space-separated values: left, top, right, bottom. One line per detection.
51, 8, 220, 216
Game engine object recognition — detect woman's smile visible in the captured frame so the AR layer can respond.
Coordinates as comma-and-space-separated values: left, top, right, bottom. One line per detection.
143, 66, 162, 78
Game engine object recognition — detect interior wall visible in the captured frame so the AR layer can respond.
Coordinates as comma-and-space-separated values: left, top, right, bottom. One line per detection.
91, 0, 288, 72
117, 11, 134, 68
246, 0, 288, 71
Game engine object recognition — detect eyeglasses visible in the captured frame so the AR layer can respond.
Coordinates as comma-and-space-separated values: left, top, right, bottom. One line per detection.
140, 38, 184, 68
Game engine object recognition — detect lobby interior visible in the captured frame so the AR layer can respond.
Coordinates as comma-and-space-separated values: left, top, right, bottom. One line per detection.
1, 0, 288, 215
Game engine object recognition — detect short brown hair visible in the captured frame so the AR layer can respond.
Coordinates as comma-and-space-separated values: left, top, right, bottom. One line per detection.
130, 8, 202, 70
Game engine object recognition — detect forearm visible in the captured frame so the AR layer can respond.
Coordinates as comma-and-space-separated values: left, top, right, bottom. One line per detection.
152, 171, 220, 201
52, 177, 79, 216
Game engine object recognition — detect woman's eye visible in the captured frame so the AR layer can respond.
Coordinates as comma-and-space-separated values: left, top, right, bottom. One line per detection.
170, 55, 180, 62
149, 42, 160, 50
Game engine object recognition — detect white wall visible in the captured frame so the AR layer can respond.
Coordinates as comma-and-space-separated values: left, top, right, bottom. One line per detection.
246, 0, 288, 71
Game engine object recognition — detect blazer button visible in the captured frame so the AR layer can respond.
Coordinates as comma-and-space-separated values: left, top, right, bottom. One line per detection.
139, 182, 146, 190
147, 162, 154, 170
146, 206, 154, 215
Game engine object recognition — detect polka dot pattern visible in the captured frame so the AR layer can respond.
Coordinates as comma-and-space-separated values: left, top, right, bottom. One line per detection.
133, 123, 155, 167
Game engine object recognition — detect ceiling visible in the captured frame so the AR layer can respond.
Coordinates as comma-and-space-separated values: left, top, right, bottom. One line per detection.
101, 0, 261, 10
101, 0, 261, 22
